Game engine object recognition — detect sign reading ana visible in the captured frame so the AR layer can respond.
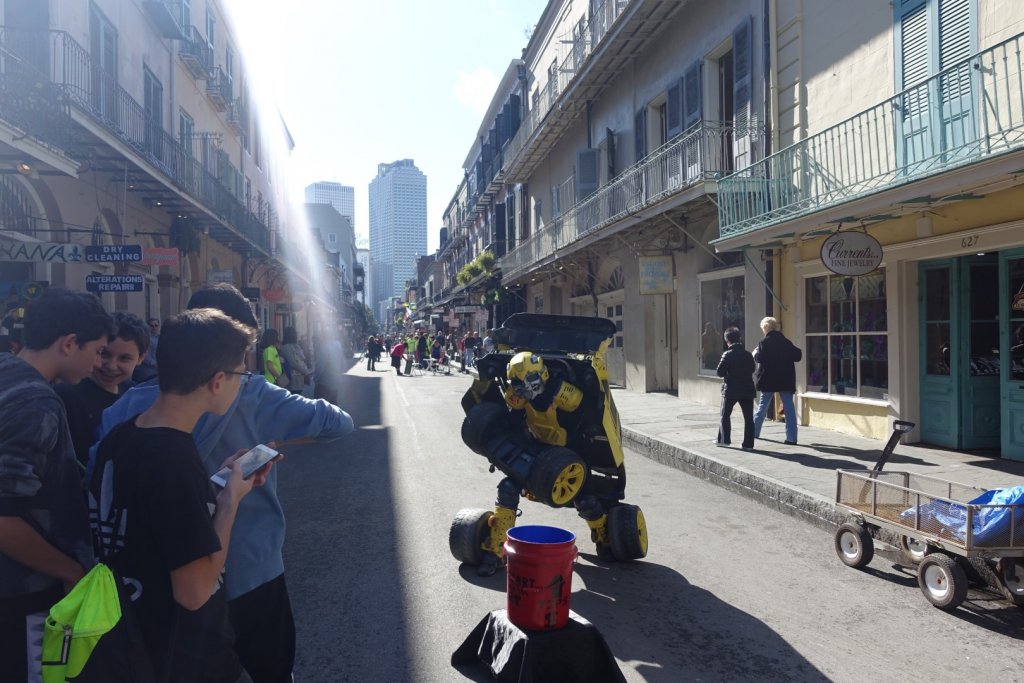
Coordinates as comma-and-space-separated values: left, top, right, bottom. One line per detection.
0, 240, 83, 264
84, 245, 143, 263
820, 231, 883, 276
85, 274, 145, 293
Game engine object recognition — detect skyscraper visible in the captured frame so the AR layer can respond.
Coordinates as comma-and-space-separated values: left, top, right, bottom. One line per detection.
304, 181, 355, 229
368, 159, 426, 313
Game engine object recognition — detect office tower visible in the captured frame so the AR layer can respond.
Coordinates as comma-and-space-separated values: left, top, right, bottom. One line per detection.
304, 181, 355, 229
368, 159, 427, 311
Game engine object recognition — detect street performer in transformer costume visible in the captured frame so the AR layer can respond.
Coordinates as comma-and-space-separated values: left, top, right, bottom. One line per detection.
451, 314, 647, 577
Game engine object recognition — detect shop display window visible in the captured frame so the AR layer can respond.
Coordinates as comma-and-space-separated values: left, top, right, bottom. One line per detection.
1009, 258, 1024, 381
699, 273, 744, 374
805, 270, 888, 399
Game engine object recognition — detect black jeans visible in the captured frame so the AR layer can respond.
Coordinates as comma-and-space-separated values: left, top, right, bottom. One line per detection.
228, 574, 295, 683
719, 396, 755, 448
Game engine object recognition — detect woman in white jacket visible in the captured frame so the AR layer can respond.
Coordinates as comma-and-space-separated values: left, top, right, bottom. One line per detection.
280, 326, 312, 394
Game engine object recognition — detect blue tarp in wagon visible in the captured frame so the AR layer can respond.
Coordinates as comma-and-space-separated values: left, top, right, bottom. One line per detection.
899, 486, 1024, 547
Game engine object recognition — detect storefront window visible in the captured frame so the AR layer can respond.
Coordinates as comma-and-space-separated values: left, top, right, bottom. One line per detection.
805, 270, 888, 399
699, 273, 744, 374
1009, 258, 1024, 381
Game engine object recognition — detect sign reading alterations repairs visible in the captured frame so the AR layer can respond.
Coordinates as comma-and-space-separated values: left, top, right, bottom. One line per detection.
85, 274, 145, 293
820, 231, 883, 276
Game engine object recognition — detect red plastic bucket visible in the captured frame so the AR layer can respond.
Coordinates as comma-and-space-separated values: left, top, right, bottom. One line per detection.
504, 525, 577, 630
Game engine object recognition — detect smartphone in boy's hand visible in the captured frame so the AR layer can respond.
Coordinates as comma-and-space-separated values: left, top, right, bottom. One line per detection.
210, 444, 279, 487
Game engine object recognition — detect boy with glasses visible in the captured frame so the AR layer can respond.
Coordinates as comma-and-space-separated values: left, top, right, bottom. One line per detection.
90, 308, 268, 682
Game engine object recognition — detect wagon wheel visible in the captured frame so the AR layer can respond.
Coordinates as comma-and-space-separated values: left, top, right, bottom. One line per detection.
998, 558, 1024, 607
917, 553, 968, 610
834, 522, 874, 569
900, 536, 931, 564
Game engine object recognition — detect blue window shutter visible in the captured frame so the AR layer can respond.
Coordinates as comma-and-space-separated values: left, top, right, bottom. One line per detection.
634, 108, 647, 161
576, 148, 600, 202
732, 16, 753, 169
666, 79, 683, 138
682, 60, 702, 131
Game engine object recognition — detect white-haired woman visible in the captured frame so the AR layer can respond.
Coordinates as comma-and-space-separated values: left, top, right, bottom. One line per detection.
752, 316, 802, 444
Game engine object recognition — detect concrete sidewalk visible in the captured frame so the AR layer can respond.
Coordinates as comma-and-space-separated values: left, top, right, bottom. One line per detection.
611, 389, 1024, 531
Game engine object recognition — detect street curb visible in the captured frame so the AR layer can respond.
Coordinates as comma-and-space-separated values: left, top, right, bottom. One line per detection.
621, 427, 848, 533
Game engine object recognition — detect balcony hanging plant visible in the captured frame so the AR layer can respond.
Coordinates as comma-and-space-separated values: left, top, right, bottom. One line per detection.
477, 250, 496, 272
456, 269, 472, 285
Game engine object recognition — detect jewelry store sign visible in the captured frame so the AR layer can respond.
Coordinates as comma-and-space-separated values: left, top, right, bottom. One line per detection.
820, 232, 883, 276
0, 240, 83, 263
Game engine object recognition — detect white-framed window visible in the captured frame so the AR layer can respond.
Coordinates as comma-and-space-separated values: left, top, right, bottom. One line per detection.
179, 109, 194, 154
698, 266, 745, 375
328, 233, 337, 244
205, 8, 215, 52
804, 269, 888, 399
604, 302, 624, 348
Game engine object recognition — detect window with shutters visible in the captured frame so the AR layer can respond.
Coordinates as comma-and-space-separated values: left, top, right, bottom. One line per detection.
89, 3, 118, 120
894, 0, 976, 167
143, 67, 163, 160
575, 148, 600, 201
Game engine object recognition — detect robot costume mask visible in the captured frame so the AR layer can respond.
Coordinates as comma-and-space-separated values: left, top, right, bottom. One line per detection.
507, 352, 549, 401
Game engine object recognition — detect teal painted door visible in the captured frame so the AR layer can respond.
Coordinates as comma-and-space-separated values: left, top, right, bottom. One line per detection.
962, 256, 1000, 449
920, 256, 1000, 450
920, 260, 959, 447
1002, 250, 1024, 460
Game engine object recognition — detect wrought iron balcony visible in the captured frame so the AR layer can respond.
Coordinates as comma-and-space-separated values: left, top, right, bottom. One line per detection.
717, 31, 1024, 241
0, 28, 271, 254
206, 67, 231, 110
142, 1, 187, 40
502, 0, 635, 179
226, 99, 246, 136
501, 120, 754, 279
0, 30, 74, 154
178, 26, 212, 79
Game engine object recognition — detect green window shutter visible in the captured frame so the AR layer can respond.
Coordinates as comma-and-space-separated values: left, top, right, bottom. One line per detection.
682, 60, 702, 131
732, 16, 753, 169
666, 79, 683, 138
575, 148, 600, 202
634, 108, 647, 161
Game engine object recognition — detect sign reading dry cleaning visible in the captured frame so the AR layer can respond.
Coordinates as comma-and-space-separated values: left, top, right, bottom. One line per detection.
820, 231, 883, 276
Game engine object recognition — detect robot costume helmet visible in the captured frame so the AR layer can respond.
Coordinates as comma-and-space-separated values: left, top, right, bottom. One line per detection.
507, 351, 548, 400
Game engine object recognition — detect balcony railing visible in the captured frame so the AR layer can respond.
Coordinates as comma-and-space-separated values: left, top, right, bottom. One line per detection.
142, 1, 187, 40
502, 0, 634, 177
0, 28, 271, 253
178, 26, 212, 79
502, 120, 755, 279
0, 31, 74, 154
206, 67, 231, 110
718, 31, 1024, 240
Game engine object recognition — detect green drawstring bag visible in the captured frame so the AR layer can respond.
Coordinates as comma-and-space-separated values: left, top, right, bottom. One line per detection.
41, 563, 155, 682
41, 564, 121, 682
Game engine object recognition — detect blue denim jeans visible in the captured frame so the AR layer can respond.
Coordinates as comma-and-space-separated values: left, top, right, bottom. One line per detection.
753, 391, 797, 442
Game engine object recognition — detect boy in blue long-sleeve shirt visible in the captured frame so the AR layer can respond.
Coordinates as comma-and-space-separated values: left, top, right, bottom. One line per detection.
91, 285, 354, 683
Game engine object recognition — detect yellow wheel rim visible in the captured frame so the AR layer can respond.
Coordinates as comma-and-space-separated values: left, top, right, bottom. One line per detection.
550, 462, 586, 505
636, 508, 649, 554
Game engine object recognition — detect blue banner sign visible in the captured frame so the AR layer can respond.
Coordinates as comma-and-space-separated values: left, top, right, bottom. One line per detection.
85, 274, 145, 293
84, 245, 143, 263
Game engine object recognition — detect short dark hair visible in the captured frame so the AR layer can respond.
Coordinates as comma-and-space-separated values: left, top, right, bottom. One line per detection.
186, 284, 258, 329
111, 312, 151, 355
22, 288, 114, 350
157, 308, 257, 394
260, 328, 279, 348
724, 327, 742, 344
282, 326, 298, 345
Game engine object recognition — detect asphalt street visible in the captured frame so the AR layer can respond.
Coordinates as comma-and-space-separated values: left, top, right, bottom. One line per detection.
277, 364, 1024, 682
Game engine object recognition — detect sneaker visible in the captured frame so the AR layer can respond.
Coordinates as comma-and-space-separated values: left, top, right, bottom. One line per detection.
741, 445, 754, 451
784, 440, 797, 445
713, 440, 730, 446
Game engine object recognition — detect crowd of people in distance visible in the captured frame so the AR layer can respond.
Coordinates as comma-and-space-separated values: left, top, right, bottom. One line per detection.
0, 284, 354, 683
364, 328, 496, 377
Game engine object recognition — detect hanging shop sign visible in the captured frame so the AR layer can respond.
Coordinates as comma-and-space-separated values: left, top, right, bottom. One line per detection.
85, 274, 145, 293
241, 286, 261, 301
0, 240, 83, 264
454, 305, 484, 314
638, 255, 675, 295
262, 287, 287, 303
820, 231, 883, 276
141, 247, 179, 267
84, 245, 142, 263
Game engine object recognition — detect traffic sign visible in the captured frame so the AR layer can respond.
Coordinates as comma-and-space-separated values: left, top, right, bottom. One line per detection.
85, 274, 145, 293
84, 245, 143, 263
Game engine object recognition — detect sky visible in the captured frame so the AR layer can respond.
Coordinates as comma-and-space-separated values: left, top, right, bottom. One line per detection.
226, 0, 549, 253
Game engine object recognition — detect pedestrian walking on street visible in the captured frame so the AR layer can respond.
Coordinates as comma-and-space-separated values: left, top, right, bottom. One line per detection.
280, 327, 312, 395
716, 327, 756, 450
390, 340, 407, 375
752, 316, 802, 445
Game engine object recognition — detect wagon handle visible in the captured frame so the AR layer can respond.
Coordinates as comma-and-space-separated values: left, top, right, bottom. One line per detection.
871, 420, 917, 475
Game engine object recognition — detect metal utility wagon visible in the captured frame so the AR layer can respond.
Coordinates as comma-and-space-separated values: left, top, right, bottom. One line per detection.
834, 469, 1024, 610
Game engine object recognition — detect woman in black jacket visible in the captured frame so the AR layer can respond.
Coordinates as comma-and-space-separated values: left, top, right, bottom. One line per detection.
716, 327, 756, 450
752, 317, 802, 444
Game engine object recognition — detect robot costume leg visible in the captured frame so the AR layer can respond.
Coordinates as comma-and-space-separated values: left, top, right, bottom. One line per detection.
478, 478, 520, 576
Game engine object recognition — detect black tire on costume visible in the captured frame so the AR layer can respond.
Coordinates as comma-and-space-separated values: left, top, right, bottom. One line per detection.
526, 447, 587, 508
460, 402, 510, 455
834, 522, 874, 569
607, 504, 648, 561
448, 508, 493, 565
917, 553, 968, 610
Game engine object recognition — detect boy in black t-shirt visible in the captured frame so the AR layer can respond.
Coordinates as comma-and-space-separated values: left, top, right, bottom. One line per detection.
89, 309, 271, 683
57, 312, 150, 468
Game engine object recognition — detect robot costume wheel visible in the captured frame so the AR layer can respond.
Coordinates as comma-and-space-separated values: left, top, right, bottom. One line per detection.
917, 553, 968, 610
449, 508, 494, 565
606, 504, 648, 561
527, 447, 587, 507
834, 522, 874, 569
461, 403, 510, 455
